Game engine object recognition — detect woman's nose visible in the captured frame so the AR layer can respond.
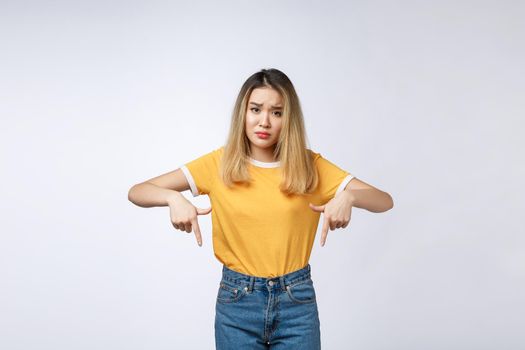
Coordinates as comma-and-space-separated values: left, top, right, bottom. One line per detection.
259, 113, 271, 127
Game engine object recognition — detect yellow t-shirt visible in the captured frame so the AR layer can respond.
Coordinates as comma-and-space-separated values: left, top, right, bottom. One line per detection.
180, 146, 354, 278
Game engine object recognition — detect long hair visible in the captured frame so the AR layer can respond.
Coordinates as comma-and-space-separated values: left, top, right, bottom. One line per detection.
220, 68, 319, 196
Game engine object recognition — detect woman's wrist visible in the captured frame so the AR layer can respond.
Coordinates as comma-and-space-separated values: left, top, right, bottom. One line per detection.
340, 189, 357, 206
166, 190, 184, 206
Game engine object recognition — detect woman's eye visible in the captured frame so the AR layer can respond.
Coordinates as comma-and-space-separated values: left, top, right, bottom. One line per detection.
250, 107, 281, 116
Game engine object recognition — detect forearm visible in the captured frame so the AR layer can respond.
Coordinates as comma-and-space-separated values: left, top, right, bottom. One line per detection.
343, 187, 394, 213
128, 182, 183, 208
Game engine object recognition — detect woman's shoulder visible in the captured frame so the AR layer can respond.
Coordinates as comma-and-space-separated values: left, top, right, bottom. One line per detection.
214, 145, 226, 159
189, 146, 224, 164
210, 145, 226, 163
307, 148, 321, 161
205, 145, 224, 156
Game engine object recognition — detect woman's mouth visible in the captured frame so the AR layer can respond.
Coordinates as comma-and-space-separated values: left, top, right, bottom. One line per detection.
255, 132, 270, 139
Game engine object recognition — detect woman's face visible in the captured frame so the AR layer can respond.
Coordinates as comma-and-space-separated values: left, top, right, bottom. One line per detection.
245, 87, 283, 155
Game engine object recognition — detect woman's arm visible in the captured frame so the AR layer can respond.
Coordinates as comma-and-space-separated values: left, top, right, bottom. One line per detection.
342, 177, 394, 213
128, 168, 191, 208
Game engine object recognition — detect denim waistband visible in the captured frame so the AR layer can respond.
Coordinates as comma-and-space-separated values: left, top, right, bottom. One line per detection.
220, 264, 312, 293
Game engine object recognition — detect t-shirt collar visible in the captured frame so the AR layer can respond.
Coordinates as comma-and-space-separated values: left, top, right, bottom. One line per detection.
248, 157, 281, 168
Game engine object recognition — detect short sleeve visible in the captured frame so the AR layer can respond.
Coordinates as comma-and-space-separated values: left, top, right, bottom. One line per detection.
179, 147, 222, 197
314, 152, 354, 202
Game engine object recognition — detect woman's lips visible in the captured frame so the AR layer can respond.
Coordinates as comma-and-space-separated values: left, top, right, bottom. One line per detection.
255, 132, 270, 139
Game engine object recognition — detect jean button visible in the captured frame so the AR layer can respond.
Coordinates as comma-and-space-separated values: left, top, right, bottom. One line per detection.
268, 280, 274, 286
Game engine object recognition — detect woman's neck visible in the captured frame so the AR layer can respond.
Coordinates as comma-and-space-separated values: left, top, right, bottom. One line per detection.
249, 146, 277, 162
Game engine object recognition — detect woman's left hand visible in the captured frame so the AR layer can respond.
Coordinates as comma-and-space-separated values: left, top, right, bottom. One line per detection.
309, 191, 355, 247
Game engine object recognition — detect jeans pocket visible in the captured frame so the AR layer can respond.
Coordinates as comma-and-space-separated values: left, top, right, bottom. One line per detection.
285, 279, 317, 304
216, 280, 248, 304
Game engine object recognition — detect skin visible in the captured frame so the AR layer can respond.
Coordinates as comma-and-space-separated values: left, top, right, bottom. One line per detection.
245, 86, 283, 162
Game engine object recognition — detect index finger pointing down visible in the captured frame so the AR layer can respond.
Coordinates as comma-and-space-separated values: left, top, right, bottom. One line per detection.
192, 218, 203, 247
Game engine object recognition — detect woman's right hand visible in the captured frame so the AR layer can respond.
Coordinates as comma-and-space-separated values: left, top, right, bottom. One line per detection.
167, 192, 212, 247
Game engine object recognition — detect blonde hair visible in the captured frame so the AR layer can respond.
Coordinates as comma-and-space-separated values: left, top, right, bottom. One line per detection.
220, 68, 319, 196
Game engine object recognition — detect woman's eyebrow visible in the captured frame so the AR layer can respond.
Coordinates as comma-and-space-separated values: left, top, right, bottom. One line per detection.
249, 102, 283, 108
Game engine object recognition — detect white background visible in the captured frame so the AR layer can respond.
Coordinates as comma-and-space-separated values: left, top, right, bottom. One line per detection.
1, 0, 524, 349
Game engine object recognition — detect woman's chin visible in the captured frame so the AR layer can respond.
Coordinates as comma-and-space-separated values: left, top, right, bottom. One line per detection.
252, 140, 276, 148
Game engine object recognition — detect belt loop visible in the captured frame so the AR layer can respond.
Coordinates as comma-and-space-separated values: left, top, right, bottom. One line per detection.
248, 276, 254, 292
279, 276, 286, 292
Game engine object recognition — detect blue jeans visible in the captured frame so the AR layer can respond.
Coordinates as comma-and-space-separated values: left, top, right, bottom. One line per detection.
214, 263, 321, 349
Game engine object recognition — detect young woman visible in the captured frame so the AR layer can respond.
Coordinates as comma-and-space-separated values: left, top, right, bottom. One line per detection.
128, 68, 394, 349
